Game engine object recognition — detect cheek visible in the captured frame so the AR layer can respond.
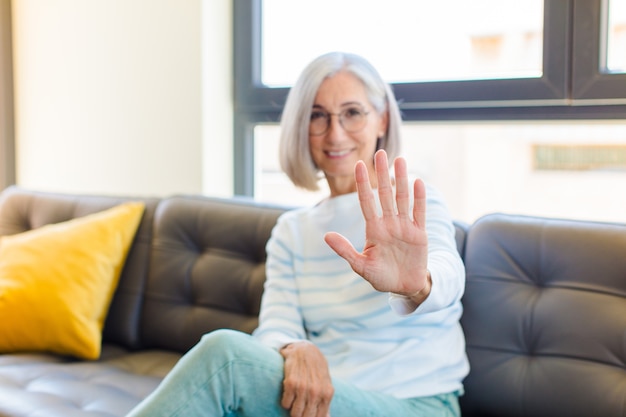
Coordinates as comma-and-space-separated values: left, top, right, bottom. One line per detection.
359, 130, 380, 151
360, 131, 381, 161
309, 136, 322, 154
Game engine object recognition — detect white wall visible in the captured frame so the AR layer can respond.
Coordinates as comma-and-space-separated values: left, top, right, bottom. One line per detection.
11, 0, 233, 197
201, 0, 232, 197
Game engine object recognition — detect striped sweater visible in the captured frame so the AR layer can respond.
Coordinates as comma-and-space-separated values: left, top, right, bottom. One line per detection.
253, 184, 469, 398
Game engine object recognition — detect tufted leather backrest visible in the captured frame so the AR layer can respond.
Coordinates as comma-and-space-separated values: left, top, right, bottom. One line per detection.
139, 195, 287, 353
453, 220, 469, 258
0, 186, 160, 349
459, 213, 626, 417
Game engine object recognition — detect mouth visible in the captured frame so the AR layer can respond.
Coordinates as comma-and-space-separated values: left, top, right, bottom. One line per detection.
325, 149, 352, 158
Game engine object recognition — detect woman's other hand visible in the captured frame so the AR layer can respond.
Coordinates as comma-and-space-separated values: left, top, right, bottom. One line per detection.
280, 341, 334, 417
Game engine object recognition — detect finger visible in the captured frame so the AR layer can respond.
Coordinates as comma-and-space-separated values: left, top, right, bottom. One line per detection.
290, 396, 306, 417
354, 160, 377, 221
324, 232, 365, 276
394, 157, 410, 218
281, 384, 296, 411
374, 150, 395, 217
413, 179, 426, 229
316, 403, 330, 417
312, 386, 332, 417
301, 401, 315, 417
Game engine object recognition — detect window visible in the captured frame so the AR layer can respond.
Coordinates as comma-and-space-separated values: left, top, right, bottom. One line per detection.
235, 0, 573, 118
605, 0, 626, 73
261, 1, 544, 86
234, 0, 626, 223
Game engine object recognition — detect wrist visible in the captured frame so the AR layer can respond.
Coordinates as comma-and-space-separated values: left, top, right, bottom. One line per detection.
403, 270, 432, 303
279, 339, 313, 354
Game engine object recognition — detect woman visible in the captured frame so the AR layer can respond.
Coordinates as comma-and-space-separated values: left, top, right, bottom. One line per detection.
128, 52, 468, 417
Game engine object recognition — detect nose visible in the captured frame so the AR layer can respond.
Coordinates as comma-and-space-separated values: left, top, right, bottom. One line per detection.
326, 114, 346, 141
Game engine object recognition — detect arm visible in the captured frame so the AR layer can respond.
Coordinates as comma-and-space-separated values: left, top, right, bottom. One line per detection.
253, 218, 306, 349
253, 217, 334, 417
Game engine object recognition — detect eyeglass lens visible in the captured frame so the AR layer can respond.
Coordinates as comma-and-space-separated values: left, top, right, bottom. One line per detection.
310, 107, 369, 135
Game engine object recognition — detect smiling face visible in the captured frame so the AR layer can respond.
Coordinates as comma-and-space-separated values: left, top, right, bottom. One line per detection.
309, 71, 388, 196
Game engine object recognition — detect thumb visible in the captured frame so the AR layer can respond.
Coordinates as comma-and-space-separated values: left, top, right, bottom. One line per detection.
324, 232, 363, 272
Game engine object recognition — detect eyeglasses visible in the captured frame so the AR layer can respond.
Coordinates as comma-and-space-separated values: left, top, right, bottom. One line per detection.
309, 106, 370, 136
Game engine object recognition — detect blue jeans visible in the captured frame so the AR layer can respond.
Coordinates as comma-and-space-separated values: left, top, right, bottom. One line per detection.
127, 329, 460, 417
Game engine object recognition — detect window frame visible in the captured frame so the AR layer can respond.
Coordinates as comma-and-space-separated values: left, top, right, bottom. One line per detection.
233, 0, 626, 195
572, 0, 626, 102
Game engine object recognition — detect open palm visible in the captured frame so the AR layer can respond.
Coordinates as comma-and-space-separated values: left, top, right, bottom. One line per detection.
324, 150, 429, 297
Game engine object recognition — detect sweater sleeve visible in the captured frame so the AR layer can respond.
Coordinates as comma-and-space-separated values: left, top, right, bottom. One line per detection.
252, 213, 307, 350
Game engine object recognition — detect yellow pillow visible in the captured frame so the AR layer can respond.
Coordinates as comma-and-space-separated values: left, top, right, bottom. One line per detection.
0, 202, 145, 360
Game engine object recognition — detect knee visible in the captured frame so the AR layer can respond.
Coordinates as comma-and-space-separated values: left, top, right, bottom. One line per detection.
193, 329, 255, 360
192, 329, 282, 371
200, 329, 249, 349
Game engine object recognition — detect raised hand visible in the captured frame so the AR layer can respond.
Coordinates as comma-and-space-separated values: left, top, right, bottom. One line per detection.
324, 150, 430, 298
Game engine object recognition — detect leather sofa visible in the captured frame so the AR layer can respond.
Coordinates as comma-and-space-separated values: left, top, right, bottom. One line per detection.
0, 186, 624, 417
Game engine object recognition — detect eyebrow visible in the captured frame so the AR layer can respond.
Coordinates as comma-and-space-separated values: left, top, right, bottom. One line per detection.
312, 101, 364, 110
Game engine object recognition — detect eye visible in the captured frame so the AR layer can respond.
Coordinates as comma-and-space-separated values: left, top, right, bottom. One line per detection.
343, 107, 364, 119
310, 110, 328, 121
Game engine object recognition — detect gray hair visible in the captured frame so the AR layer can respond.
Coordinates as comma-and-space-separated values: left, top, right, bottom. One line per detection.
279, 52, 402, 191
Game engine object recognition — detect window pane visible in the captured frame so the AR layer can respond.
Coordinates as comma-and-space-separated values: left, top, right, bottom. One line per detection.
261, 0, 543, 87
254, 122, 626, 224
606, 0, 626, 73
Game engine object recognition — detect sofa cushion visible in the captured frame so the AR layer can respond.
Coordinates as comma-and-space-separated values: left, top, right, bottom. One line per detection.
0, 186, 160, 350
460, 213, 626, 417
0, 202, 145, 359
0, 345, 179, 417
140, 195, 287, 353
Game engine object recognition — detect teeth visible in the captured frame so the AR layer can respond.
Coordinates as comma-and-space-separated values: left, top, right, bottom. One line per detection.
327, 150, 350, 157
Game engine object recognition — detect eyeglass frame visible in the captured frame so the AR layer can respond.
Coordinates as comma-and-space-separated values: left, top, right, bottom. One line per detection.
308, 105, 371, 136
